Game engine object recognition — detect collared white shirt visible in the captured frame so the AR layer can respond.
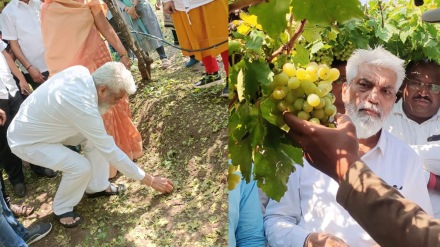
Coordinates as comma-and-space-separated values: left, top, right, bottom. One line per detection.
7, 65, 145, 181
385, 101, 440, 218
1, 0, 48, 73
264, 130, 432, 247
0, 40, 19, 99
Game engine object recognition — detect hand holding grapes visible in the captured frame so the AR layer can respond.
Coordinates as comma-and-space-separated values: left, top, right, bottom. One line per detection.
283, 112, 361, 183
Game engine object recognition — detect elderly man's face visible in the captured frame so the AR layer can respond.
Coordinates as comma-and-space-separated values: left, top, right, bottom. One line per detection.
342, 63, 397, 139
97, 86, 126, 115
402, 62, 440, 124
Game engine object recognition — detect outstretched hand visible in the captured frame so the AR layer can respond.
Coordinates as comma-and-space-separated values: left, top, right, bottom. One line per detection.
142, 174, 174, 193
283, 112, 361, 183
305, 232, 349, 247
163, 2, 176, 14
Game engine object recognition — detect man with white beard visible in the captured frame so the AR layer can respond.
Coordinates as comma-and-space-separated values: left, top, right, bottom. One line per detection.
264, 47, 433, 247
7, 62, 174, 228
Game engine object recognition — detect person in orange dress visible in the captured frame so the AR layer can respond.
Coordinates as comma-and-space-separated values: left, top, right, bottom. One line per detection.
40, 0, 143, 180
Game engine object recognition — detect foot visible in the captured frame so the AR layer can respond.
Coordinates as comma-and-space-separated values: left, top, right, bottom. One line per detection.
185, 57, 199, 68
54, 211, 81, 228
221, 86, 229, 98
10, 203, 34, 217
161, 58, 171, 69
24, 222, 52, 244
193, 73, 222, 88
87, 183, 126, 198
13, 183, 26, 198
32, 166, 57, 178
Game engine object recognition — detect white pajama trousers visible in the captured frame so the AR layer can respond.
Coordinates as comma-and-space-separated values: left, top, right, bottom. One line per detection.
11, 137, 111, 215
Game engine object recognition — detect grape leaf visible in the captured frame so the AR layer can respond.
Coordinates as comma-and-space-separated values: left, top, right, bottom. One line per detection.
242, 60, 273, 103
248, 0, 291, 38
292, 44, 310, 66
292, 0, 363, 26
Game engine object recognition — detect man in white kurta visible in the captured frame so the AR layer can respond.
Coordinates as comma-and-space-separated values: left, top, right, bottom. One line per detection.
264, 47, 433, 247
6, 62, 173, 226
384, 59, 440, 218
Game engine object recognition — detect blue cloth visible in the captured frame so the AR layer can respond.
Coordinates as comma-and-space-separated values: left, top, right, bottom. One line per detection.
228, 172, 266, 247
0, 185, 28, 247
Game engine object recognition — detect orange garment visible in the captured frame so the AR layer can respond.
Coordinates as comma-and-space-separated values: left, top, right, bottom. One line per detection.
41, 0, 143, 175
171, 0, 228, 61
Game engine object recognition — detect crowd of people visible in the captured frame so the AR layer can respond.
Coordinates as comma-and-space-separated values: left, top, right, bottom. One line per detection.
230, 6, 440, 247
0, 0, 228, 245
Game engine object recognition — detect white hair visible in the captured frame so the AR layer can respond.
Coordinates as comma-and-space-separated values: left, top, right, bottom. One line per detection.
346, 46, 405, 91
92, 62, 136, 95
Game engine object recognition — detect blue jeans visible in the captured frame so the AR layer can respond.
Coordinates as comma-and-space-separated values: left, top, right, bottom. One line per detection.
0, 187, 28, 247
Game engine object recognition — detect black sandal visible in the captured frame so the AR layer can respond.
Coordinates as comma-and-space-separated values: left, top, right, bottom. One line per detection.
87, 183, 126, 198
53, 211, 82, 228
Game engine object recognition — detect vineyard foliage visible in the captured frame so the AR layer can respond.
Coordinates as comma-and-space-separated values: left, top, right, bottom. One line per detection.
229, 0, 440, 201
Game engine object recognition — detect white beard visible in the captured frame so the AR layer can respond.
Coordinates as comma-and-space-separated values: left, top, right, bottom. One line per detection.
98, 103, 111, 115
345, 101, 388, 139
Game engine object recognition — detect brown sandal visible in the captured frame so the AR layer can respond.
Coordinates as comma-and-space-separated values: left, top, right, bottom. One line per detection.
10, 204, 34, 217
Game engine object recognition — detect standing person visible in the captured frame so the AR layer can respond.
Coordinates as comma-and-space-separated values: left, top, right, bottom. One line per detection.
117, 0, 171, 69
1, 0, 57, 179
0, 39, 32, 198
40, 0, 143, 180
162, 0, 228, 97
155, 0, 199, 68
384, 59, 440, 218
7, 62, 174, 228
264, 47, 433, 247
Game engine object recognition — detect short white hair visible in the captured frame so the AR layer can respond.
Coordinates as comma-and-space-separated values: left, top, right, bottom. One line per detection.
346, 46, 405, 91
92, 62, 136, 94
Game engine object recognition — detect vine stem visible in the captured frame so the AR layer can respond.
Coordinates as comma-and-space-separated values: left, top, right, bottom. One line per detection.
229, 0, 268, 13
267, 19, 307, 62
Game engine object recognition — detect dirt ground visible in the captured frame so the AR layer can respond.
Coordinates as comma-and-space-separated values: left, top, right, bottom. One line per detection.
2, 18, 228, 246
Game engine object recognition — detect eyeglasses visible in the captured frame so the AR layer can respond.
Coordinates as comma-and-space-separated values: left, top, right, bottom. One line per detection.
406, 78, 440, 94
334, 76, 346, 85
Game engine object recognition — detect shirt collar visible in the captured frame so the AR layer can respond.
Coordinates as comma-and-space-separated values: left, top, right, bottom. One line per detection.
363, 129, 388, 158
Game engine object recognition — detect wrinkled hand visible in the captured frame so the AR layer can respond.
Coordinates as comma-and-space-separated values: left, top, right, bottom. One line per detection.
0, 109, 6, 126
163, 2, 176, 14
28, 66, 45, 83
283, 112, 360, 183
305, 232, 349, 247
18, 80, 33, 96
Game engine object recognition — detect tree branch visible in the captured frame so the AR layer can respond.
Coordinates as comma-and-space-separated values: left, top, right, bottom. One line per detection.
267, 19, 306, 62
229, 0, 267, 13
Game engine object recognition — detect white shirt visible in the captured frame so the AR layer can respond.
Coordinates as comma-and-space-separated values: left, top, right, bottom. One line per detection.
0, 40, 19, 99
7, 65, 145, 181
264, 130, 433, 247
1, 0, 48, 73
385, 101, 440, 218
161, 0, 213, 12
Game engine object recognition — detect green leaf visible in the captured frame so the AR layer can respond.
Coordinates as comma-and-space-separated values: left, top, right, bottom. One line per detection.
246, 30, 265, 52
302, 27, 323, 43
292, 0, 363, 26
292, 44, 310, 66
260, 98, 278, 126
249, 0, 291, 38
310, 41, 325, 54
242, 60, 273, 103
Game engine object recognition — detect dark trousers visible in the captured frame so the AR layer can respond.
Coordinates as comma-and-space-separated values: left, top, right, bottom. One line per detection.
0, 93, 24, 186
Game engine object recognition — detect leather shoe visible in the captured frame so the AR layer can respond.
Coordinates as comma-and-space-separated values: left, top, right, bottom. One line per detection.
32, 166, 57, 178
13, 183, 26, 198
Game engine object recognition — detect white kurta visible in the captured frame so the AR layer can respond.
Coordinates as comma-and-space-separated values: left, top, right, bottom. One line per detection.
385, 101, 440, 218
7, 65, 145, 215
264, 130, 432, 247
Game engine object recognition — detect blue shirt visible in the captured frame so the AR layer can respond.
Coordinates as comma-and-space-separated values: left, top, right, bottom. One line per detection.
228, 172, 266, 247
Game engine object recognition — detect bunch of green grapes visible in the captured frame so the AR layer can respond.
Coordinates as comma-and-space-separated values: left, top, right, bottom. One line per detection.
267, 62, 339, 130
311, 49, 333, 66
228, 165, 241, 190
333, 42, 355, 61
